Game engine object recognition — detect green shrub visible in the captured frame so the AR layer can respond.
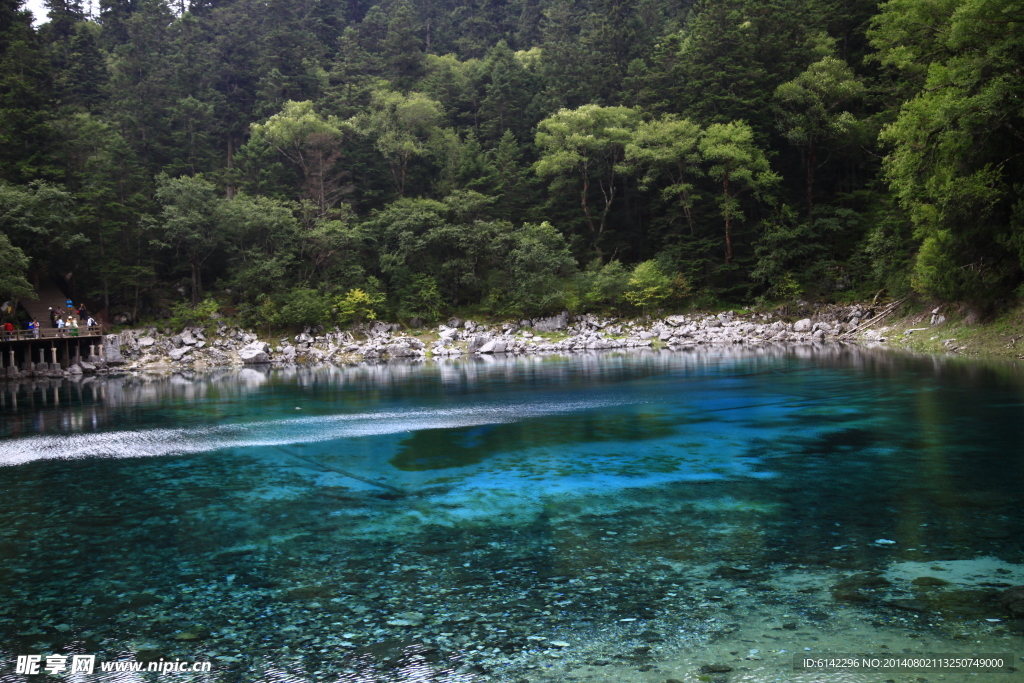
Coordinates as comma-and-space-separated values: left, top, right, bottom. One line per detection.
335, 288, 385, 325
167, 297, 220, 329
274, 288, 334, 327
624, 260, 671, 313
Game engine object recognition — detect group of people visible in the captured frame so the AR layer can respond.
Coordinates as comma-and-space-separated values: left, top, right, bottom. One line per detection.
47, 302, 97, 337
1, 300, 99, 340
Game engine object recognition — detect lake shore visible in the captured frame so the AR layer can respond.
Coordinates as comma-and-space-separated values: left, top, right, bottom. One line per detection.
101, 301, 894, 374
11, 297, 1024, 380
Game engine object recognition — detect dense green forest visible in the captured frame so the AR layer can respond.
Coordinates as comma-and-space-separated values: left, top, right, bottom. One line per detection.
0, 0, 1021, 326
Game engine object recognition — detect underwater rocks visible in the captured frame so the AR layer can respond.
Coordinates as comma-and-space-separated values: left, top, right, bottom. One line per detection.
831, 573, 892, 603
999, 586, 1024, 616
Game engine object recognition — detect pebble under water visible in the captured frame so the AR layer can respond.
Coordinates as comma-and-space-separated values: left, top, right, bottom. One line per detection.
0, 345, 1022, 683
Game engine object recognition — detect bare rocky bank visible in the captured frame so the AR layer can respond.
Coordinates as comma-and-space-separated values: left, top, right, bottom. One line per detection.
4, 300, 927, 380
95, 301, 908, 375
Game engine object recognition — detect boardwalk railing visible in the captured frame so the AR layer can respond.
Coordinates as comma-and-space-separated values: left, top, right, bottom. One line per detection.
1, 324, 107, 342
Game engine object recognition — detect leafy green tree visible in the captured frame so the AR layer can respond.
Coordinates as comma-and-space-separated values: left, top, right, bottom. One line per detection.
774, 56, 864, 225
0, 180, 83, 282
0, 0, 52, 182
220, 192, 300, 296
0, 233, 34, 301
50, 112, 152, 317
248, 100, 352, 216
624, 259, 671, 313
485, 130, 535, 222
535, 104, 640, 255
275, 287, 333, 327
335, 287, 384, 324
566, 258, 630, 313
667, 0, 832, 137
699, 120, 779, 263
354, 88, 444, 197
623, 115, 702, 235
870, 0, 1024, 300
478, 41, 536, 142
152, 173, 221, 304
103, 0, 175, 169
485, 221, 576, 316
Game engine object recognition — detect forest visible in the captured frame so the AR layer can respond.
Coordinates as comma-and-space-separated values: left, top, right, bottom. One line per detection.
0, 0, 1022, 327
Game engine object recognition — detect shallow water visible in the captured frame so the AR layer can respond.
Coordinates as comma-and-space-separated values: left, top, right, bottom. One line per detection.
0, 345, 1022, 682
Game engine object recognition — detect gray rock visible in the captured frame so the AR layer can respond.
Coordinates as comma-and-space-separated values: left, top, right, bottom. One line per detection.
168, 347, 191, 361
180, 330, 197, 346
793, 318, 813, 332
478, 340, 496, 354
239, 341, 271, 364
386, 343, 418, 357
103, 336, 125, 365
492, 340, 507, 354
138, 336, 156, 348
532, 311, 569, 332
468, 336, 491, 353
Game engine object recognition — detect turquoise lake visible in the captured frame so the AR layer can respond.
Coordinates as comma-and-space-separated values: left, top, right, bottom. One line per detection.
0, 346, 1022, 682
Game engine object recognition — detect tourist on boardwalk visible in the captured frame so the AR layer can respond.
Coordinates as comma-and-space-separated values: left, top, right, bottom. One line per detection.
2, 321, 13, 339
31, 319, 39, 338
49, 307, 58, 328
56, 317, 65, 336
69, 317, 79, 337
78, 303, 88, 321
86, 316, 97, 331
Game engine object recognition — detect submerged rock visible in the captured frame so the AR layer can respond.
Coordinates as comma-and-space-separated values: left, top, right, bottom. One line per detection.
831, 573, 891, 603
999, 586, 1024, 616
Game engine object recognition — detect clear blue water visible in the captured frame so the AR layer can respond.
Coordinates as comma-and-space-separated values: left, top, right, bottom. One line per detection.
0, 347, 1022, 682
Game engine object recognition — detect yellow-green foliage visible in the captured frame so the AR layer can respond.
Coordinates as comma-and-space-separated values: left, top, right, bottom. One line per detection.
335, 288, 384, 324
624, 260, 671, 312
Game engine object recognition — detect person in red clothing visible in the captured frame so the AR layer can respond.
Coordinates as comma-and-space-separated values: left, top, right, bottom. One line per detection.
2, 321, 13, 338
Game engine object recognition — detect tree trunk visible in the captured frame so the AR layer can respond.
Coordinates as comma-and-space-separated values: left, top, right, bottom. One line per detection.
226, 136, 236, 200
723, 176, 732, 264
581, 176, 599, 255
191, 262, 198, 305
806, 139, 816, 226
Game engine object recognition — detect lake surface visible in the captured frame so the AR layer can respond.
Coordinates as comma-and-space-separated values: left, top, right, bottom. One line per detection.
0, 346, 1022, 682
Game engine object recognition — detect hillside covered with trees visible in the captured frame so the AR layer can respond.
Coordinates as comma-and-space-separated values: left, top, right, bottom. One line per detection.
1, 0, 1021, 327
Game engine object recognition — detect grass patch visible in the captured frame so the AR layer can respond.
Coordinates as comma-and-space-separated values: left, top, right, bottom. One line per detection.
883, 303, 1024, 359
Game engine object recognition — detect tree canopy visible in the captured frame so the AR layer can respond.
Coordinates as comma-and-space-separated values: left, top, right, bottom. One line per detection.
1, 0, 1021, 327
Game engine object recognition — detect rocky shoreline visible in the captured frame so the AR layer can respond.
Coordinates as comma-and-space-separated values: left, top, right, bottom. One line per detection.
6, 301, 917, 379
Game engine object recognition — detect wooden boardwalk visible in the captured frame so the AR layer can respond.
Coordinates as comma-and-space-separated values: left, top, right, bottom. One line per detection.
1, 327, 110, 377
